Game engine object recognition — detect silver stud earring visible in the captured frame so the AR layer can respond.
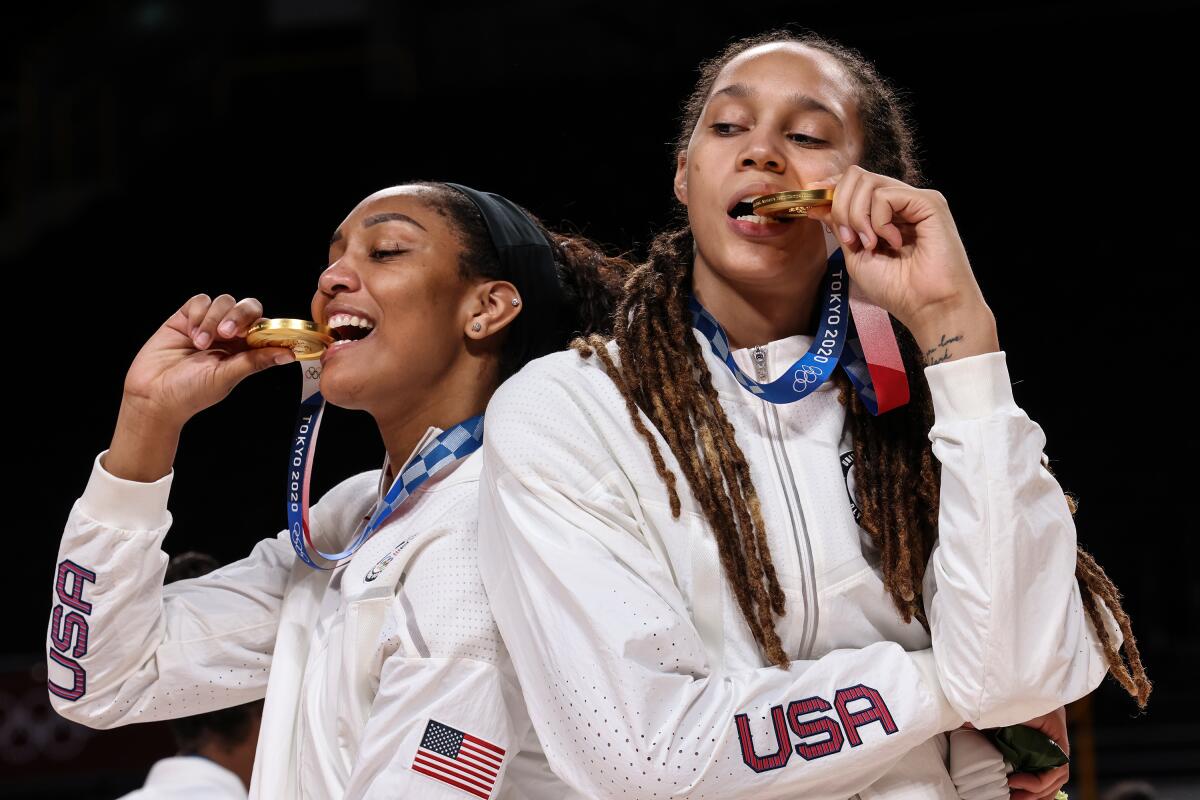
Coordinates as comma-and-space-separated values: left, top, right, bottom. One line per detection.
471, 322, 482, 332
511, 298, 521, 306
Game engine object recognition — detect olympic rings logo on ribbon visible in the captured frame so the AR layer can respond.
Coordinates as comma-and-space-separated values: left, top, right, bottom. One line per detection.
793, 364, 824, 391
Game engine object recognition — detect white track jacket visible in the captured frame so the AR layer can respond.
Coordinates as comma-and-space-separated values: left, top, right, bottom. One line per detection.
47, 440, 576, 800
478, 333, 1119, 800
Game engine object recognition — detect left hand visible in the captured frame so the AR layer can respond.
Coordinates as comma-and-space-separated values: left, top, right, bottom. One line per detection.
1006, 706, 1071, 800
805, 167, 998, 360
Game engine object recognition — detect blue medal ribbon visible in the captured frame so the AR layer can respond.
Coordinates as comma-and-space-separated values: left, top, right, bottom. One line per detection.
285, 362, 484, 570
689, 248, 861, 404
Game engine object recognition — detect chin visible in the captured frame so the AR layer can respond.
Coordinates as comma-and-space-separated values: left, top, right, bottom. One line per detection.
711, 248, 799, 285
315, 367, 369, 411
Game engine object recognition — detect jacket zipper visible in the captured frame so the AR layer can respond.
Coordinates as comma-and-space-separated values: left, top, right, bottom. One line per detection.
751, 346, 820, 659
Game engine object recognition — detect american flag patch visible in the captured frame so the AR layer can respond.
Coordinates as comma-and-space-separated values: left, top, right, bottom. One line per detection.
410, 719, 506, 798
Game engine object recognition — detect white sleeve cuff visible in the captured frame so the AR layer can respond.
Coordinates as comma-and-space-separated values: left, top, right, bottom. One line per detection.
924, 351, 1018, 424
79, 450, 174, 531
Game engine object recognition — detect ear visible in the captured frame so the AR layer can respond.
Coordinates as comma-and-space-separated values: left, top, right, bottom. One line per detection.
673, 152, 689, 205
464, 279, 522, 340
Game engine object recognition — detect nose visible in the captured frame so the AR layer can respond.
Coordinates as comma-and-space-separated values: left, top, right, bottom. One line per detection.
317, 257, 361, 297
738, 129, 786, 173
313, 257, 361, 320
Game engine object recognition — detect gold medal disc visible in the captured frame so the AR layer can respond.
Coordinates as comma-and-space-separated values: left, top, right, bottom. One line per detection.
245, 318, 334, 361
752, 189, 834, 218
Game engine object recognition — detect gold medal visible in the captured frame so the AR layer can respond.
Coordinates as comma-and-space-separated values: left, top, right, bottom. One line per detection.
752, 189, 834, 218
245, 318, 333, 361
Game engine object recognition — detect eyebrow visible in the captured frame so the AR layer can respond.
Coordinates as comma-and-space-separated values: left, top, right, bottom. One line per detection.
364, 212, 427, 232
329, 212, 428, 246
712, 83, 844, 129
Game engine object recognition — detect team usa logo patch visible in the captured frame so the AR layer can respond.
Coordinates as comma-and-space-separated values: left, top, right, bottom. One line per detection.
734, 684, 898, 772
363, 540, 409, 582
47, 560, 97, 701
411, 719, 506, 798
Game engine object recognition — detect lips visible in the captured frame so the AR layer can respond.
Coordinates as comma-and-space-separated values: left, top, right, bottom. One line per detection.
725, 215, 794, 239
725, 182, 792, 215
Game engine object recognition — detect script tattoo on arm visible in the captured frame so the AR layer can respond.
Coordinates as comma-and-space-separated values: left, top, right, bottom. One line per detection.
923, 333, 964, 366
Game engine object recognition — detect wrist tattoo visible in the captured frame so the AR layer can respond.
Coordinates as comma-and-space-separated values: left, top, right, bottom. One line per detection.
923, 333, 964, 366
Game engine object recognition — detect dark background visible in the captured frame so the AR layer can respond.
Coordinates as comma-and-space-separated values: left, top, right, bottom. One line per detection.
4, 2, 1195, 797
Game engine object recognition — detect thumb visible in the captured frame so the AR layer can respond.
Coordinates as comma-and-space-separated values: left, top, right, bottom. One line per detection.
802, 174, 839, 226
215, 347, 296, 386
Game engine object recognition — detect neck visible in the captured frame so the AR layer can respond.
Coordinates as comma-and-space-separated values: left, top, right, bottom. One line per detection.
690, 242, 827, 350
374, 374, 493, 475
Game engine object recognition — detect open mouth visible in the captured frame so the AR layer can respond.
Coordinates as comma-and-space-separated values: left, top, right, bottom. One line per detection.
727, 196, 794, 225
327, 313, 376, 349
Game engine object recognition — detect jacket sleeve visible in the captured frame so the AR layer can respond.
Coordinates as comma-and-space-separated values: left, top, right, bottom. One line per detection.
476, 364, 964, 800
46, 450, 293, 727
921, 350, 1120, 727
345, 520, 529, 800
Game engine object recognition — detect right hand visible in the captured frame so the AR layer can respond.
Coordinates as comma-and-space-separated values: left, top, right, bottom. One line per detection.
121, 293, 294, 428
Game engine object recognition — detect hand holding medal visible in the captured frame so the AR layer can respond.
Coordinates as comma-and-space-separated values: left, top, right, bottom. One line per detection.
120, 293, 298, 428
776, 166, 999, 365
106, 293, 297, 483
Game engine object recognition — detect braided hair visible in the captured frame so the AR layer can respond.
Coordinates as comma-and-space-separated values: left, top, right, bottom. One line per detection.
572, 29, 1149, 708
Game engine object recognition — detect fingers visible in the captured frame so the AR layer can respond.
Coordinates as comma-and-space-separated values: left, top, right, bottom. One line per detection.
193, 294, 238, 349
213, 346, 295, 387
815, 166, 933, 253
870, 189, 905, 251
181, 293, 214, 337
217, 297, 265, 340
828, 168, 864, 250
1009, 763, 1069, 800
174, 293, 265, 351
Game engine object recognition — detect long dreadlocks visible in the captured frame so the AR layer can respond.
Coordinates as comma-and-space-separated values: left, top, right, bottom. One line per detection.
573, 28, 1149, 708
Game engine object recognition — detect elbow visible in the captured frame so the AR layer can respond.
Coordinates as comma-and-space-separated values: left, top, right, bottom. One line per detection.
47, 688, 113, 730
46, 653, 124, 730
940, 615, 1115, 729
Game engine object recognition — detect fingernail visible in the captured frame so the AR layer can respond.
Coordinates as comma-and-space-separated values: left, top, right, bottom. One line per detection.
858, 230, 872, 248
218, 320, 236, 337
274, 352, 295, 365
838, 225, 854, 243
195, 332, 211, 349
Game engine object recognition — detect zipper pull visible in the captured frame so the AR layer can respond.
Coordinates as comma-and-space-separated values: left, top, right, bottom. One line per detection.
751, 346, 768, 382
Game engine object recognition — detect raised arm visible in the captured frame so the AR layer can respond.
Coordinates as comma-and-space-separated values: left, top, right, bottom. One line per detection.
48, 292, 298, 725
47, 451, 295, 726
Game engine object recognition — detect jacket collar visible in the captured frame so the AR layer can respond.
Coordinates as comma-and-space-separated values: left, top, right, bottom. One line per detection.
377, 425, 480, 505
694, 326, 838, 407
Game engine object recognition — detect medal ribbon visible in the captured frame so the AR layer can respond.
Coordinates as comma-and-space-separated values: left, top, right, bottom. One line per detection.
689, 226, 909, 414
286, 362, 484, 569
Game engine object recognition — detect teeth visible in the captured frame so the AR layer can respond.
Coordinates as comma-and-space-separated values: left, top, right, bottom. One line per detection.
735, 214, 781, 224
327, 313, 375, 329
330, 339, 356, 348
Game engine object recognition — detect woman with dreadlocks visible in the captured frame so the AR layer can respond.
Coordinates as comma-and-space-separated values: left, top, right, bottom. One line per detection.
477, 30, 1149, 800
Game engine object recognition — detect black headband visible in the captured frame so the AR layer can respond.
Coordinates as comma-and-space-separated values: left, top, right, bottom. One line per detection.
442, 182, 572, 372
